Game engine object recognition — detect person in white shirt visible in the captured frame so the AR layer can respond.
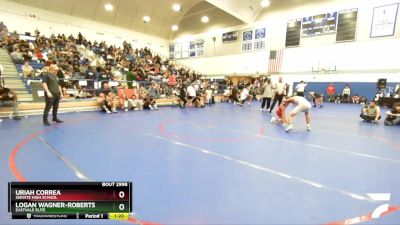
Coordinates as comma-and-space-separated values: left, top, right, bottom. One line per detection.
187, 83, 196, 107
295, 81, 307, 97
205, 88, 213, 104
280, 96, 312, 132
269, 77, 286, 113
342, 84, 351, 103
237, 84, 253, 106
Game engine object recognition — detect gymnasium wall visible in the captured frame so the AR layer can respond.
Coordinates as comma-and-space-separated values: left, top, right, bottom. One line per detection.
175, 0, 400, 83
0, 0, 169, 56
292, 82, 398, 101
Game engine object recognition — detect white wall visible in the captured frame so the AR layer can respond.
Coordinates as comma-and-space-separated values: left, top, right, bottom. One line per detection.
177, 51, 268, 75
0, 0, 169, 56
175, 0, 400, 82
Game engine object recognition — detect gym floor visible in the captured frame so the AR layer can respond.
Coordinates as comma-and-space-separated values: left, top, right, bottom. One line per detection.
0, 102, 399, 225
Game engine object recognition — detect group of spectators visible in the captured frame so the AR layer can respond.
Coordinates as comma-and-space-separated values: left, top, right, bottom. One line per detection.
360, 101, 400, 126
0, 22, 204, 100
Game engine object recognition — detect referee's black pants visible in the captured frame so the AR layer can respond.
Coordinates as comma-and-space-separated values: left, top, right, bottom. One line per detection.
43, 93, 60, 122
269, 94, 284, 113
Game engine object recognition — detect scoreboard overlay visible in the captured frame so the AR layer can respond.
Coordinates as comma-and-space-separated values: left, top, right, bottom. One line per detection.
8, 182, 132, 220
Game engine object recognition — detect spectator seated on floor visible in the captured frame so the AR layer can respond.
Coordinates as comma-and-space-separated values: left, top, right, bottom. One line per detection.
119, 86, 141, 111
0, 84, 21, 120
360, 101, 381, 123
143, 94, 158, 110
360, 96, 367, 106
384, 103, 400, 126
352, 95, 360, 104
98, 83, 117, 114
334, 95, 342, 103
194, 91, 205, 108
21, 60, 34, 78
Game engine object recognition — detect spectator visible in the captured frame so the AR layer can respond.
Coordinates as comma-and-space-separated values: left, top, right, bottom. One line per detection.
395, 85, 400, 98
221, 87, 231, 102
120, 86, 137, 111
269, 77, 286, 113
187, 83, 196, 107
230, 86, 239, 104
237, 84, 253, 106
384, 103, 400, 126
295, 81, 307, 97
205, 87, 214, 105
98, 83, 117, 113
178, 83, 187, 108
126, 68, 136, 88
0, 64, 4, 87
360, 101, 381, 123
0, 84, 21, 120
21, 60, 34, 78
260, 77, 273, 111
169, 73, 177, 87
143, 94, 158, 110
352, 95, 360, 104
326, 83, 335, 102
342, 84, 351, 103
10, 48, 24, 64
0, 21, 7, 44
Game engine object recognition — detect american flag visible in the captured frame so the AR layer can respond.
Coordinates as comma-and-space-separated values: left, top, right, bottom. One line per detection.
268, 50, 284, 74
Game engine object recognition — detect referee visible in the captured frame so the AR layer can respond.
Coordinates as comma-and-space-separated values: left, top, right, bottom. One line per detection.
42, 64, 63, 126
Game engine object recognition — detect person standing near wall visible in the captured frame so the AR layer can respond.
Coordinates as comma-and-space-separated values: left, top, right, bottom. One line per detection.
295, 81, 307, 97
269, 77, 286, 114
42, 64, 63, 126
342, 84, 351, 103
326, 83, 336, 102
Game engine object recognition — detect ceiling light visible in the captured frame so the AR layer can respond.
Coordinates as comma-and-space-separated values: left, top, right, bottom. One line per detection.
260, 0, 270, 8
201, 16, 209, 23
172, 25, 179, 31
104, 3, 114, 11
172, 3, 181, 12
143, 16, 151, 23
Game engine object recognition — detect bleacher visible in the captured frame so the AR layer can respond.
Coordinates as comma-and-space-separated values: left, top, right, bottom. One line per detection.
0, 29, 204, 117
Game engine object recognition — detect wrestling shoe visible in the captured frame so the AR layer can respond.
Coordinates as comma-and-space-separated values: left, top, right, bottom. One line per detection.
285, 124, 293, 132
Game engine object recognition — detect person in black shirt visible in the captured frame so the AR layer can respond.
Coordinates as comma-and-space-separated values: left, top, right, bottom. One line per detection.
178, 84, 187, 108
143, 94, 158, 110
384, 103, 400, 126
230, 86, 239, 104
42, 64, 63, 126
0, 85, 21, 120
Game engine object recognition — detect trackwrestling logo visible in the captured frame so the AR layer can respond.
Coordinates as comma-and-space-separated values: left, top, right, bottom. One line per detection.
367, 193, 391, 218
